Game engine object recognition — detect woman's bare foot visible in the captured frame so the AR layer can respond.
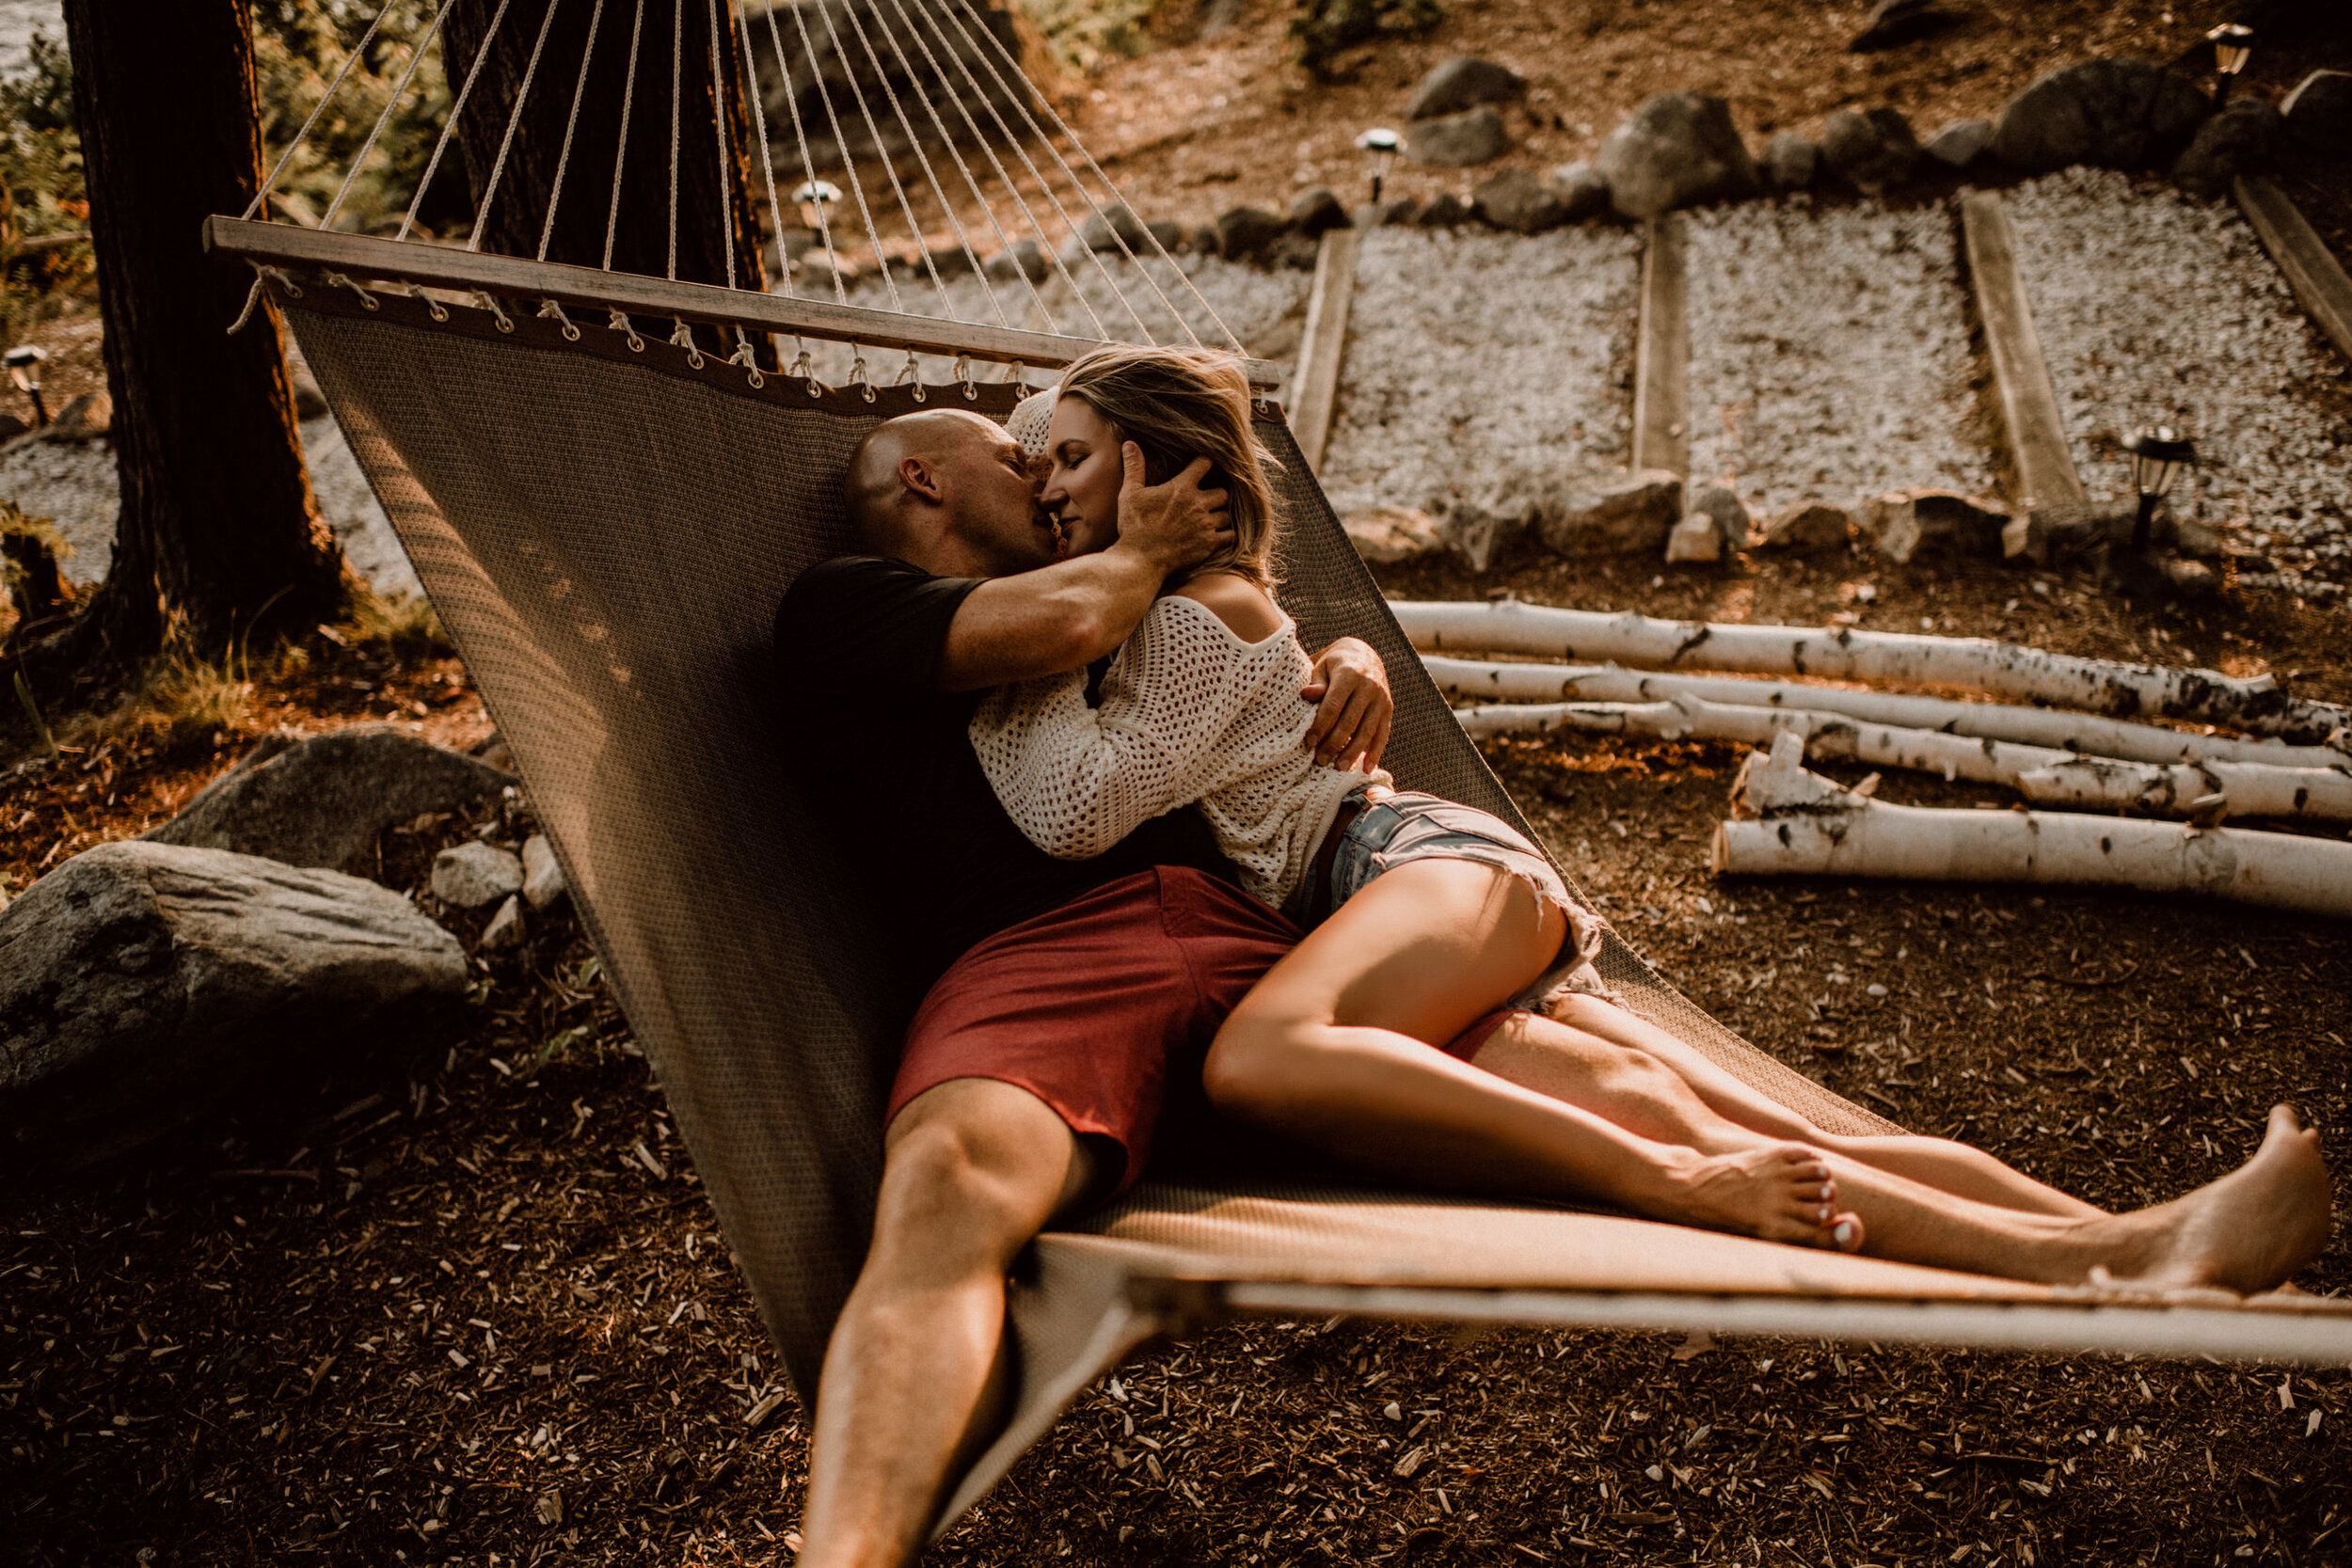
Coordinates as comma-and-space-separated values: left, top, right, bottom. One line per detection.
1661, 1143, 1861, 1249
2106, 1105, 2332, 1294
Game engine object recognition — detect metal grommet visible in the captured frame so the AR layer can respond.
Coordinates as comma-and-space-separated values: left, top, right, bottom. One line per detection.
608, 307, 644, 353
955, 354, 979, 401
472, 291, 515, 333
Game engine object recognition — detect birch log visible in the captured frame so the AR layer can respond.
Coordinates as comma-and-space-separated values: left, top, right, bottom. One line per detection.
1391, 600, 2349, 741
1711, 735, 2352, 916
1422, 656, 2346, 769
1456, 696, 2352, 821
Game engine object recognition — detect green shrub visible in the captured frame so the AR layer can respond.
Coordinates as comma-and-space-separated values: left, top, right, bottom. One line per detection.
0, 28, 89, 346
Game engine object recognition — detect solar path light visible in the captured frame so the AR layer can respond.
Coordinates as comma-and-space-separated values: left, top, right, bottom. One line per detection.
2122, 425, 2197, 553
5, 344, 48, 428
1355, 128, 1401, 205
2206, 23, 2253, 103
791, 180, 842, 231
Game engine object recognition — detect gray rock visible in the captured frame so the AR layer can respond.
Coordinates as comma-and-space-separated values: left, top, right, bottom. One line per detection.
1436, 505, 1526, 575
1406, 56, 1527, 120
1820, 106, 1921, 193
1848, 0, 1958, 52
521, 833, 568, 911
433, 841, 524, 910
1215, 205, 1291, 262
1351, 197, 1421, 228
2281, 70, 2352, 156
0, 842, 465, 1164
921, 241, 977, 277
1290, 186, 1351, 234
1687, 482, 1753, 543
2007, 499, 2166, 563
1923, 116, 1994, 166
1990, 57, 2210, 174
1760, 502, 1853, 553
1863, 488, 2010, 563
1145, 219, 1186, 254
2171, 98, 2281, 197
1272, 231, 1324, 271
145, 726, 515, 873
1534, 470, 1685, 557
480, 895, 527, 953
1406, 106, 1511, 167
984, 240, 1047, 282
1414, 191, 1471, 227
1664, 513, 1726, 564
1548, 161, 1613, 220
1342, 505, 1444, 564
1471, 167, 1568, 233
1079, 202, 1149, 252
1596, 92, 1761, 218
1759, 132, 1820, 190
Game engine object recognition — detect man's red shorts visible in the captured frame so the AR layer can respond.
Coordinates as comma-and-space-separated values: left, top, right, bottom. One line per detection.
888, 866, 1297, 1196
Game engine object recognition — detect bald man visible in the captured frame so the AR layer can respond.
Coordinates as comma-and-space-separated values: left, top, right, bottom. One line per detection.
772, 408, 1392, 1568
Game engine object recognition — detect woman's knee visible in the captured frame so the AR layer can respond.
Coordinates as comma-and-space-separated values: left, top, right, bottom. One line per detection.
1202, 1009, 1327, 1120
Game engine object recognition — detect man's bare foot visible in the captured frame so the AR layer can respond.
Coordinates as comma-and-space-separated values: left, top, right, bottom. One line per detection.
2106, 1105, 2332, 1294
1662, 1143, 1860, 1249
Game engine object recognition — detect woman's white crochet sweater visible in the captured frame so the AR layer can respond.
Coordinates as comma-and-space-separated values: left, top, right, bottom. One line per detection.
970, 594, 1388, 911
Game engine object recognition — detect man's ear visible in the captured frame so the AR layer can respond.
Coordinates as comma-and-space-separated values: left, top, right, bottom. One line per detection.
898, 451, 946, 506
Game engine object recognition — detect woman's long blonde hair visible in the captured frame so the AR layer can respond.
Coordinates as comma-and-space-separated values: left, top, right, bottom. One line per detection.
1057, 343, 1281, 592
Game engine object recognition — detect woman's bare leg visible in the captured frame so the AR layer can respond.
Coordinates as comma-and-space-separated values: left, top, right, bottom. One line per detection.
1205, 860, 1852, 1244
1529, 995, 2104, 1220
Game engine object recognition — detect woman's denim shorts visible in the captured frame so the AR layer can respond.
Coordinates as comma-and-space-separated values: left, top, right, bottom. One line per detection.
1324, 789, 1617, 1005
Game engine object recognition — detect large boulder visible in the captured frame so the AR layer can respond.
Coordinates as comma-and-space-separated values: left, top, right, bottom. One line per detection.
1990, 57, 2210, 174
1078, 202, 1147, 254
1215, 205, 1291, 262
1534, 470, 1685, 557
0, 842, 466, 1164
1414, 191, 1472, 227
145, 725, 515, 872
1548, 161, 1613, 219
1923, 117, 1994, 167
1471, 166, 1568, 233
1406, 106, 1511, 167
1820, 106, 1921, 193
2170, 98, 2281, 198
1861, 488, 2010, 563
1407, 56, 1526, 120
1596, 92, 1760, 218
1290, 186, 1350, 235
2281, 70, 2352, 156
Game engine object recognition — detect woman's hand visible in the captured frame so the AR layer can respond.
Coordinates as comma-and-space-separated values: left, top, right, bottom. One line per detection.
1301, 637, 1391, 772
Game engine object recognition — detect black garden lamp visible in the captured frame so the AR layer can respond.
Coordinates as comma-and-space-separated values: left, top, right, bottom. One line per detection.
1355, 128, 1401, 204
2206, 23, 2254, 103
2122, 425, 2197, 552
5, 344, 48, 428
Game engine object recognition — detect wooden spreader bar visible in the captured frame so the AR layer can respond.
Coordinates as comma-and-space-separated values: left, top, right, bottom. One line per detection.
204, 216, 1287, 389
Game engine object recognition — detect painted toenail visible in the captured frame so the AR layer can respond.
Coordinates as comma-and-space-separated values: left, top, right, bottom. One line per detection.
1834, 1220, 1855, 1245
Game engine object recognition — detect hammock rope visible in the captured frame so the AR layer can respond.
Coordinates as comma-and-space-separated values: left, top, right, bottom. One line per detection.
601, 0, 647, 273
399, 0, 516, 244
471, 0, 565, 253
537, 0, 606, 261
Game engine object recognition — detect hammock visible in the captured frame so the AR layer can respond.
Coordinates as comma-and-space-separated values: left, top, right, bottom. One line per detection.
211, 0, 2352, 1532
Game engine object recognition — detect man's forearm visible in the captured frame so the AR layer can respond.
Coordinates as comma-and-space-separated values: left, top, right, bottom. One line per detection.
936, 546, 1168, 690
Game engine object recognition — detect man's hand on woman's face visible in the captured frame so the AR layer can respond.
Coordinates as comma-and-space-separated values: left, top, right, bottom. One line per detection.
1300, 636, 1392, 772
1113, 443, 1232, 574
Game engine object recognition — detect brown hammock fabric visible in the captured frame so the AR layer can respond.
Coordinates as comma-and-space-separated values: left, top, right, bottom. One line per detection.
277, 280, 2352, 1533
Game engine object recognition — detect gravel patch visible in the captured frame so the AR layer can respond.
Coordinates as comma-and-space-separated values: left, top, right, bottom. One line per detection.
798, 249, 1310, 388
1320, 226, 1641, 523
0, 420, 420, 600
1683, 196, 1994, 517
2007, 166, 2352, 583
0, 436, 118, 588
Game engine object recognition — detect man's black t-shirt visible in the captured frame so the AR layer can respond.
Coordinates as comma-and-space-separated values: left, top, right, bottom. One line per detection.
773, 555, 1233, 981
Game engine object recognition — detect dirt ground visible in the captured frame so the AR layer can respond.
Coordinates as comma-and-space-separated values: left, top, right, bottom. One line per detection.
3, 532, 2348, 1567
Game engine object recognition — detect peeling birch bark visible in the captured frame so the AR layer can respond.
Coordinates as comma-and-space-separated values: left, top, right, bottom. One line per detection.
1391, 600, 2349, 741
1710, 735, 2352, 916
1456, 696, 2352, 822
1422, 656, 2345, 769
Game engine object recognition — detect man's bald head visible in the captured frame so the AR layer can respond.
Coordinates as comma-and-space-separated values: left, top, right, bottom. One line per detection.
844, 408, 1002, 553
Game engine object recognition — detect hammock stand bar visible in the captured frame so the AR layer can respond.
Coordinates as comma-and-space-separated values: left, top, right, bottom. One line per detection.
1142, 1276, 2352, 1367
202, 215, 1286, 388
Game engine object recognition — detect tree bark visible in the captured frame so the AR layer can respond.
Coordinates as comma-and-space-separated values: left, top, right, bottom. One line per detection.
442, 0, 766, 292
52, 0, 344, 669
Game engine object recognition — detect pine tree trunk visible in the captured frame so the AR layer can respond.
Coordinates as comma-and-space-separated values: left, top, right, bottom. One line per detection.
443, 0, 767, 292
54, 0, 345, 669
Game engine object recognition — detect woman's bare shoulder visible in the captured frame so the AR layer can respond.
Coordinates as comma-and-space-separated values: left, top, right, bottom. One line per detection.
1169, 571, 1285, 641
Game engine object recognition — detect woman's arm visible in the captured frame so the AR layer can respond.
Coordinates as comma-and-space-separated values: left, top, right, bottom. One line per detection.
969, 596, 1262, 860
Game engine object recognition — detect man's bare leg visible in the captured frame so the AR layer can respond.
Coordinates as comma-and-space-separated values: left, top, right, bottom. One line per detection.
1520, 998, 2103, 1219
798, 1078, 1095, 1568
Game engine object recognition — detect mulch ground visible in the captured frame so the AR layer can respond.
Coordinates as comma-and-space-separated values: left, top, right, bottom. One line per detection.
3, 536, 2348, 1566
